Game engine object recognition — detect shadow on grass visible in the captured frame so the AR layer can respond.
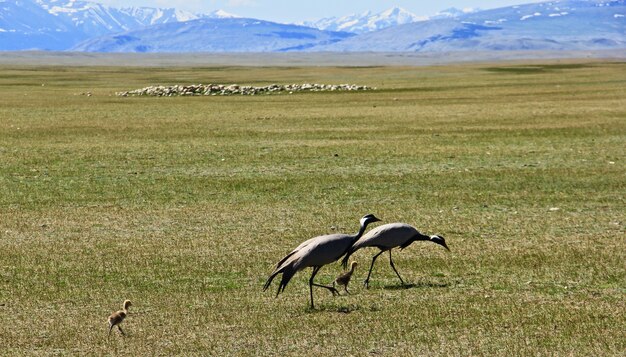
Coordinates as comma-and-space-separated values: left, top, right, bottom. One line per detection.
382, 281, 450, 290
304, 303, 374, 314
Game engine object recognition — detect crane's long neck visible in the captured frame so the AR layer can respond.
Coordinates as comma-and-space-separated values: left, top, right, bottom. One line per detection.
344, 220, 369, 254
408, 232, 430, 245
353, 221, 368, 241
413, 232, 430, 242
400, 232, 430, 250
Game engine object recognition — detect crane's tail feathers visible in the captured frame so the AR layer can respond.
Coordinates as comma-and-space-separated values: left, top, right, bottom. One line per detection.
274, 251, 297, 270
263, 271, 280, 292
341, 251, 353, 269
277, 269, 295, 295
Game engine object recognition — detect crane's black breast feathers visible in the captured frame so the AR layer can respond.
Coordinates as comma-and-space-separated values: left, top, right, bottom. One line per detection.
399, 240, 413, 250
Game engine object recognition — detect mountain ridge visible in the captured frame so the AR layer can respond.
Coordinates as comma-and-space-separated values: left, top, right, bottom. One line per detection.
312, 0, 626, 52
300, 6, 477, 34
71, 17, 354, 53
0, 0, 238, 50
1, 0, 625, 52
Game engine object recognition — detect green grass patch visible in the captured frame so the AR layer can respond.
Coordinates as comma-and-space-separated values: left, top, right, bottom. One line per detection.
483, 63, 593, 74
0, 60, 625, 356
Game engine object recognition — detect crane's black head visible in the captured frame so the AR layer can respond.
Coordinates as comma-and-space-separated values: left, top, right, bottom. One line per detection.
360, 214, 381, 226
430, 235, 450, 251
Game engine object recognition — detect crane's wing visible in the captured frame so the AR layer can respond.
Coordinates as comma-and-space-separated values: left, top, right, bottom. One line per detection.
272, 235, 317, 269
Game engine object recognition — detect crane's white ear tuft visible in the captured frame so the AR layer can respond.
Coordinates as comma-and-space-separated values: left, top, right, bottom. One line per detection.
361, 214, 381, 224
431, 235, 450, 251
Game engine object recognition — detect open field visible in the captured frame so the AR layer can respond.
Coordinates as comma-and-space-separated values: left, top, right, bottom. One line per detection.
1, 49, 626, 67
0, 60, 624, 355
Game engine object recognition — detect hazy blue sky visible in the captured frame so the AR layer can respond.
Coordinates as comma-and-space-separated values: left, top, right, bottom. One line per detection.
96, 1, 546, 23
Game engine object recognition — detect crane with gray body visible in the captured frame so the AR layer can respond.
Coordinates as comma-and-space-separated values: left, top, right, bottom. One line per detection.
341, 222, 449, 288
264, 214, 381, 309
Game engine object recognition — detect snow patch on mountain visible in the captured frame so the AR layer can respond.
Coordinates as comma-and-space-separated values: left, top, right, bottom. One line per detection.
302, 7, 477, 34
301, 7, 425, 34
207, 9, 240, 18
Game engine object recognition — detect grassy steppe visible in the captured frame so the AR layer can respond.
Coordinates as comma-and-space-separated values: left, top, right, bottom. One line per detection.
0, 60, 624, 356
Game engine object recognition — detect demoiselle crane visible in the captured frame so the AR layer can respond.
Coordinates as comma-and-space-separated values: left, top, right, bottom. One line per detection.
263, 214, 381, 309
342, 223, 449, 288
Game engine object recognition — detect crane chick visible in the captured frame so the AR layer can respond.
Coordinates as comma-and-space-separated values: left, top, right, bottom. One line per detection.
333, 261, 358, 295
108, 300, 132, 336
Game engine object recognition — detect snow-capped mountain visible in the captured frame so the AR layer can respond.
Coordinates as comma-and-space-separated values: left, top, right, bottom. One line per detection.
302, 7, 425, 34
313, 0, 626, 52
0, 0, 238, 50
71, 17, 353, 52
116, 6, 198, 27
301, 7, 476, 34
37, 0, 239, 33
118, 8, 239, 27
0, 0, 76, 50
36, 0, 156, 36
1, 0, 625, 52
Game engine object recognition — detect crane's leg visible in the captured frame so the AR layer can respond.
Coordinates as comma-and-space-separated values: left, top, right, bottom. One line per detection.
388, 250, 405, 286
364, 250, 384, 289
312, 279, 339, 296
108, 324, 114, 337
118, 325, 125, 336
309, 266, 321, 309
332, 281, 341, 296
309, 266, 340, 308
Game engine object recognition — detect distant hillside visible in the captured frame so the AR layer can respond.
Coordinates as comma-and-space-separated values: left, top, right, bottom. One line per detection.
71, 18, 353, 52
313, 0, 626, 52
